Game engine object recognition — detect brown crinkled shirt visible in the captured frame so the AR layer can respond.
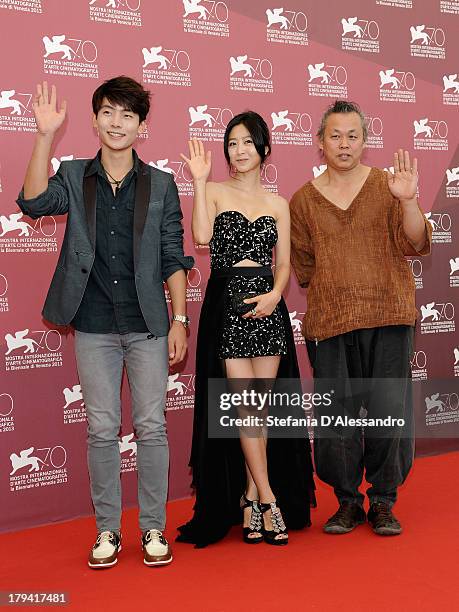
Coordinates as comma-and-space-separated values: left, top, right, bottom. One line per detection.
289, 167, 432, 341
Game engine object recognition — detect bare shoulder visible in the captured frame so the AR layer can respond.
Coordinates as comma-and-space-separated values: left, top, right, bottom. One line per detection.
205, 180, 221, 201
265, 193, 289, 220
208, 180, 231, 195
271, 193, 289, 211
206, 180, 219, 191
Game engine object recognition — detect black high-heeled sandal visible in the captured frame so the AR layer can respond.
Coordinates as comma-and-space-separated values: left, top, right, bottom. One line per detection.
259, 501, 288, 546
240, 495, 263, 544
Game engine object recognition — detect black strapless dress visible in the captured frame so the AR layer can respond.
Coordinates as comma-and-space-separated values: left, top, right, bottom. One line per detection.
210, 211, 287, 358
176, 210, 316, 547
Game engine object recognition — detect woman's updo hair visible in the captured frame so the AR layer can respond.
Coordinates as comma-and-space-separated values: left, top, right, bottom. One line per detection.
223, 110, 272, 166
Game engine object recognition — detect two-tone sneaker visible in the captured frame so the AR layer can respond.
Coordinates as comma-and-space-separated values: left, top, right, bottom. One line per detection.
368, 502, 402, 535
142, 529, 173, 566
88, 531, 121, 568
323, 502, 366, 534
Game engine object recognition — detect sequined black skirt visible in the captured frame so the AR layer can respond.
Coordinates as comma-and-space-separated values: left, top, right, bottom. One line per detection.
210, 266, 287, 359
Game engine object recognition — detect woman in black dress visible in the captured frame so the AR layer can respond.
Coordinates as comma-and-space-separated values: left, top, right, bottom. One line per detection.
177, 111, 315, 547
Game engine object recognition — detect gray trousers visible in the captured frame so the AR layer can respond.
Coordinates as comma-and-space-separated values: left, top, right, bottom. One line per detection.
75, 331, 169, 533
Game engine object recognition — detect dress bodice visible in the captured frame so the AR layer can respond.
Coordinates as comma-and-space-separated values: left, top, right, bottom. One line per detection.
209, 210, 278, 269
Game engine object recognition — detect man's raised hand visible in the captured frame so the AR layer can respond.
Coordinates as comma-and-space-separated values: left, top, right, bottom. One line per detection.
32, 82, 67, 137
386, 149, 418, 202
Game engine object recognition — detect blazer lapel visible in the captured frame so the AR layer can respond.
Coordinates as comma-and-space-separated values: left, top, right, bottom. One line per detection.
133, 160, 151, 269
83, 172, 97, 249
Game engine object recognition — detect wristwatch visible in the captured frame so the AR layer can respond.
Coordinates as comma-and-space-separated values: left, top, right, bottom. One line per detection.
171, 314, 190, 328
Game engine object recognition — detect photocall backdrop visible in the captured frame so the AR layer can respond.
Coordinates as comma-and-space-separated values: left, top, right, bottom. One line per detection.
0, 0, 458, 532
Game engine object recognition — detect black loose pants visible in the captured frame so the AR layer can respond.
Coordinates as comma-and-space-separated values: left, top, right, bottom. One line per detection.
306, 325, 414, 507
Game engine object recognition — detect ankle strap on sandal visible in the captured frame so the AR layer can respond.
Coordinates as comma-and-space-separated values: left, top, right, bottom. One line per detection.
259, 501, 277, 514
240, 494, 259, 510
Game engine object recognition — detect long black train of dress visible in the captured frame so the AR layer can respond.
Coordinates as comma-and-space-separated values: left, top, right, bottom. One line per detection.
177, 211, 316, 547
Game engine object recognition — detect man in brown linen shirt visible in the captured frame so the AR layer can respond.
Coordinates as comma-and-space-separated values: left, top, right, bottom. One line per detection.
290, 101, 432, 536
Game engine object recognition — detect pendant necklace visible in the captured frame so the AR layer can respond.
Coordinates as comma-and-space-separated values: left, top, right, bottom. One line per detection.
102, 165, 132, 193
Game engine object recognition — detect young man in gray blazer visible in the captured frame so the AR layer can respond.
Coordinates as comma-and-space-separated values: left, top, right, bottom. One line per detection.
17, 77, 194, 568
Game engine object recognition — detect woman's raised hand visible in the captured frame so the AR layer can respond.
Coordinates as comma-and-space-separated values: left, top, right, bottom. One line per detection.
180, 139, 212, 182
32, 82, 67, 137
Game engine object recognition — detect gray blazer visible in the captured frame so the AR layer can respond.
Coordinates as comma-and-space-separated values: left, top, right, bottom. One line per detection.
17, 155, 194, 336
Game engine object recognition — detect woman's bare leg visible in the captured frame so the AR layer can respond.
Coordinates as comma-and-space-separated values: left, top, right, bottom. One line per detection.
251, 356, 288, 540
225, 355, 287, 540
224, 358, 260, 539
